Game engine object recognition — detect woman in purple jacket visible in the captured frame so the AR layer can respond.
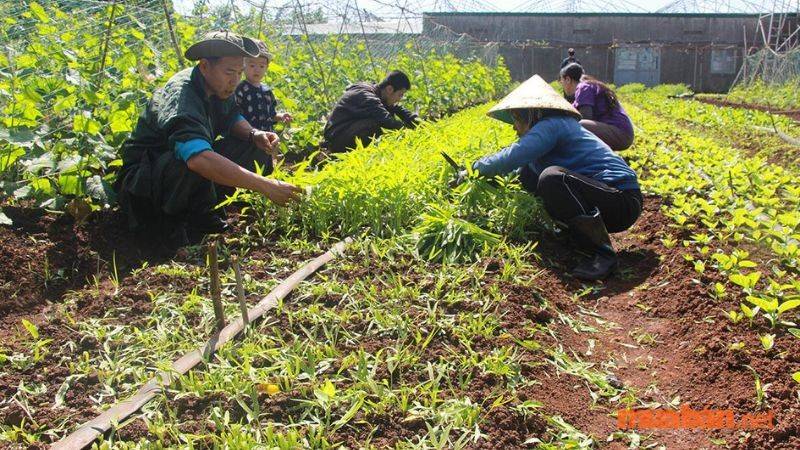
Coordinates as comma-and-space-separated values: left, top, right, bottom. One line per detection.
560, 63, 635, 151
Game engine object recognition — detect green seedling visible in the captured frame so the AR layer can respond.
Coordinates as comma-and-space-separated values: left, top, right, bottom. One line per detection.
759, 334, 775, 351
746, 293, 800, 328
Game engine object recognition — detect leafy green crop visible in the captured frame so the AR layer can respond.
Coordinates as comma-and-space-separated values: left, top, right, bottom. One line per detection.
239, 104, 548, 260
414, 202, 502, 263
728, 78, 800, 111
621, 85, 800, 332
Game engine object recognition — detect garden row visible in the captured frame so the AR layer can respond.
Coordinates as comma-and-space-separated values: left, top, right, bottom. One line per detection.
726, 78, 800, 111
620, 87, 800, 444
621, 84, 800, 330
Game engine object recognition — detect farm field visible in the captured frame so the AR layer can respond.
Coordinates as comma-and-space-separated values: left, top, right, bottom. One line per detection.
2, 87, 799, 448
2, 2, 800, 450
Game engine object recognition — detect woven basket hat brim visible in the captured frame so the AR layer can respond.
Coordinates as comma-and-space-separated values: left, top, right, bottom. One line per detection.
487, 74, 581, 124
185, 31, 260, 61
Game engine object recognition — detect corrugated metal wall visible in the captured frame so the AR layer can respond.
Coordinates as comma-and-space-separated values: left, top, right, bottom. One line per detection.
423, 13, 787, 92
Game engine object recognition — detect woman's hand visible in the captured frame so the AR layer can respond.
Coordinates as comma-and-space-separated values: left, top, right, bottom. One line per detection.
449, 169, 469, 188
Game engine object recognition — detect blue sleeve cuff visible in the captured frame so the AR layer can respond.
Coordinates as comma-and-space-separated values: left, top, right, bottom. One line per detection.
175, 139, 212, 162
235, 114, 246, 123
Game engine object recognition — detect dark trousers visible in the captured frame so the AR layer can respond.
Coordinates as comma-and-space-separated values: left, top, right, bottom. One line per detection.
118, 137, 271, 230
521, 165, 642, 233
580, 120, 635, 151
327, 118, 383, 153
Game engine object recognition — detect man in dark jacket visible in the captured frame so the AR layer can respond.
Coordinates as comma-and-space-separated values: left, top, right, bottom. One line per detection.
115, 31, 302, 248
322, 70, 419, 153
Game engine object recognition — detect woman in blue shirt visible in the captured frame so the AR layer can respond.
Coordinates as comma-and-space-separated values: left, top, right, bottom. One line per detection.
470, 75, 642, 280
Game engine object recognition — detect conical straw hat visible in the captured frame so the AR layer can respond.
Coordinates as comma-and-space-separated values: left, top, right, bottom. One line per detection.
487, 74, 580, 124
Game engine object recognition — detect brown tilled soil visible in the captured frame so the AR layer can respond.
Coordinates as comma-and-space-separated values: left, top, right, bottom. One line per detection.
1, 196, 798, 449
533, 196, 799, 449
0, 207, 176, 349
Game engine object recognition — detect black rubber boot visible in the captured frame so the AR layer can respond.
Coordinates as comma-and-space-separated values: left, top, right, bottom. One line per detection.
567, 208, 618, 281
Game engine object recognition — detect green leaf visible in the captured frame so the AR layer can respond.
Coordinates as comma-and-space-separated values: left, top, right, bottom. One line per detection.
58, 174, 82, 196
54, 375, 81, 408
73, 112, 102, 135
29, 2, 50, 23
788, 328, 800, 339
322, 380, 336, 397
108, 110, 133, 134
85, 175, 110, 203
760, 334, 775, 351
56, 155, 82, 174
333, 395, 364, 429
730, 271, 761, 289
793, 372, 800, 384
24, 152, 56, 173
13, 184, 32, 200
778, 299, 800, 315
0, 127, 36, 148
747, 295, 778, 313
0, 148, 26, 171
30, 178, 53, 196
21, 319, 39, 340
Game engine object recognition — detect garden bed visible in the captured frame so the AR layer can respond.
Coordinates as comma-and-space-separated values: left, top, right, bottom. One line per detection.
1, 194, 797, 449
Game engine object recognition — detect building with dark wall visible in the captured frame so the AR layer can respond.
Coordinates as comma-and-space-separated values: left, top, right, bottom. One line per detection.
423, 12, 798, 92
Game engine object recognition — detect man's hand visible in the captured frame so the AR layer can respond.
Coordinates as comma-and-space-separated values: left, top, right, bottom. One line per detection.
257, 178, 302, 206
253, 130, 280, 157
277, 112, 293, 123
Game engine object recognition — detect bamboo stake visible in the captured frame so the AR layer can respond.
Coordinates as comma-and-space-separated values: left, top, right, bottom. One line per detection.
52, 238, 353, 450
97, 0, 118, 79
257, 0, 268, 38
160, 0, 185, 68
208, 240, 225, 332
232, 255, 249, 329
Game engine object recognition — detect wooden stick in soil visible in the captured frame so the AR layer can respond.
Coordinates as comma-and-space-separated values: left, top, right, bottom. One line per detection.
208, 239, 225, 332
232, 255, 249, 328
96, 0, 118, 80
52, 238, 353, 450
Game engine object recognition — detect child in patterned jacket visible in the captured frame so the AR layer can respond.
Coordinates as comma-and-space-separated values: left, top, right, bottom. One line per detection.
235, 39, 292, 174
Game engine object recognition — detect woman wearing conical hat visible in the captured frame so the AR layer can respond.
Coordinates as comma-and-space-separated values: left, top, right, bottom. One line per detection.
469, 75, 643, 280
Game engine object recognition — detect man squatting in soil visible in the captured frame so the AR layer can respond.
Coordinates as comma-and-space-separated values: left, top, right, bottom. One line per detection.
322, 70, 420, 153
115, 31, 302, 248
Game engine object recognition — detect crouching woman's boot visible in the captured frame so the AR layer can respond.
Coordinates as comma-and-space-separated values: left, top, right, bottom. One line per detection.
567, 208, 618, 280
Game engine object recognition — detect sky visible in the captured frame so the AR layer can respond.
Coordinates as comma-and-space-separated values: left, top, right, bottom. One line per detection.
173, 0, 678, 16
